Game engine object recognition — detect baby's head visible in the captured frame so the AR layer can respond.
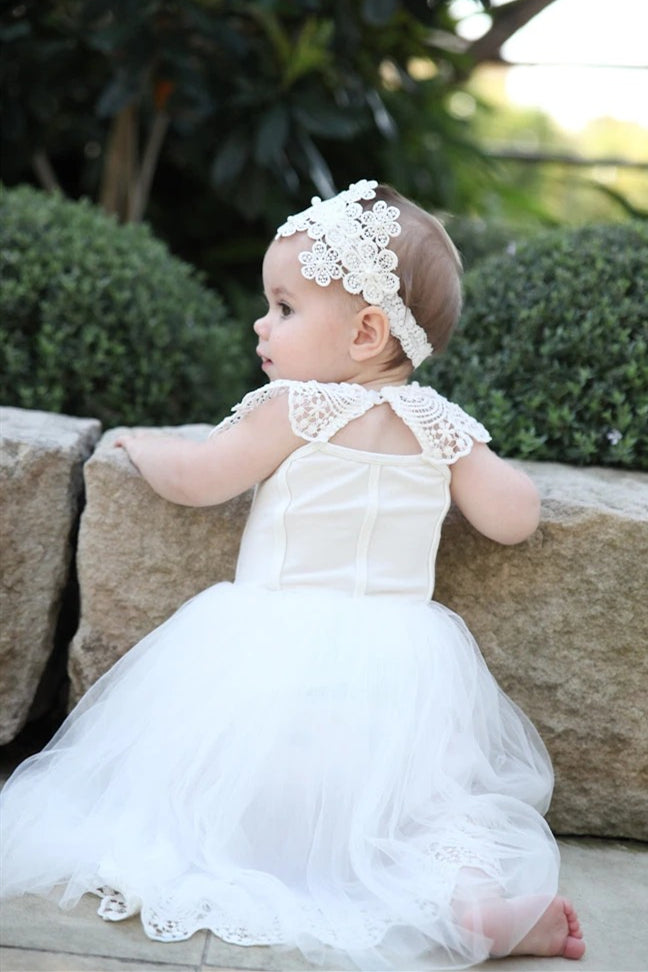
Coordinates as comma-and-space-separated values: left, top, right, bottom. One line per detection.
275, 179, 462, 372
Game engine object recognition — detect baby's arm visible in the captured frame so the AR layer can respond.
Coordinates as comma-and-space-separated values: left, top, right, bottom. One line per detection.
115, 394, 303, 506
449, 442, 540, 545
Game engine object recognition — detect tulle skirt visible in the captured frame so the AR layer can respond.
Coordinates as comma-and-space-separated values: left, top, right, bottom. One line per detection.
0, 583, 559, 970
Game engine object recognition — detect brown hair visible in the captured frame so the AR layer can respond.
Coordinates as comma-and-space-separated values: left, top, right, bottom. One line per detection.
368, 185, 463, 368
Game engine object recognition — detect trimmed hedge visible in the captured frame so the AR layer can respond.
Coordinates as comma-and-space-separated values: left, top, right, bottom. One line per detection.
419, 221, 648, 470
0, 185, 249, 427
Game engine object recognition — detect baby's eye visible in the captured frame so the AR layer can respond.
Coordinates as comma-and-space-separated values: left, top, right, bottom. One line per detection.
278, 301, 292, 318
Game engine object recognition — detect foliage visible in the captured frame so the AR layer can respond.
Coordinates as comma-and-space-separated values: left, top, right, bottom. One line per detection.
0, 185, 251, 427
0, 0, 519, 288
418, 222, 648, 469
1, 1, 473, 206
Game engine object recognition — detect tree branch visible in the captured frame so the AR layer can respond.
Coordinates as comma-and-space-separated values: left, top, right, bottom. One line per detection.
486, 149, 648, 170
129, 110, 170, 223
464, 0, 558, 69
31, 150, 62, 193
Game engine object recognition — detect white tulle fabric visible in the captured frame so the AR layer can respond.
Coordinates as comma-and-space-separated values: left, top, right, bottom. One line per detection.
0, 381, 558, 971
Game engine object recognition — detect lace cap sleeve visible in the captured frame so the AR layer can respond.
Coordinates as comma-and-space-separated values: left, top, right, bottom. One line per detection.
382, 383, 491, 463
208, 382, 290, 437
209, 380, 375, 441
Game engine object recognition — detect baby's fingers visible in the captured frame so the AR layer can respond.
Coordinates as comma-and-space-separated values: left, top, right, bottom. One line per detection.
113, 431, 143, 449
113, 433, 139, 451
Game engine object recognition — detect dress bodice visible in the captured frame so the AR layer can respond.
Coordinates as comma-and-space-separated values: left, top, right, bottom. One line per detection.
214, 380, 490, 602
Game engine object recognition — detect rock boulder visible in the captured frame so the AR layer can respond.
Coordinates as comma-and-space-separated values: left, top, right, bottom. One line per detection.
68, 427, 251, 702
0, 407, 101, 743
436, 461, 648, 841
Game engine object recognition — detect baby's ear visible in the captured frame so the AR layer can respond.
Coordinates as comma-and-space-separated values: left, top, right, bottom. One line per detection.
349, 307, 391, 361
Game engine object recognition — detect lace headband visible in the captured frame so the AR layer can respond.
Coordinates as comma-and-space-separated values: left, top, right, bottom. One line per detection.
275, 179, 433, 367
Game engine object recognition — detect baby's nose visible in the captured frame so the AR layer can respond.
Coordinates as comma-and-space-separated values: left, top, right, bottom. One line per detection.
253, 314, 268, 337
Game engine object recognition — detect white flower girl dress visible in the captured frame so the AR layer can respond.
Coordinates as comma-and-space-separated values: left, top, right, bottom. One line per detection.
0, 379, 559, 970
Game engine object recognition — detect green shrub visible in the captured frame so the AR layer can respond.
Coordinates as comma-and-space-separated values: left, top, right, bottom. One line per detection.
418, 222, 648, 470
0, 185, 250, 427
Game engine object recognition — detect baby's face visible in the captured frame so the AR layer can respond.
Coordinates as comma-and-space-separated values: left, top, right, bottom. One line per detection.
253, 235, 363, 383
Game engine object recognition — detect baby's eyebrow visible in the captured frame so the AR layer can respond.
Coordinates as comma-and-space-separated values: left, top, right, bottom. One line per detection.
270, 285, 295, 299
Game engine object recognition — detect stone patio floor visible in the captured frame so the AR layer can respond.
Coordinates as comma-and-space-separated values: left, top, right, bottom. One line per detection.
1, 838, 646, 972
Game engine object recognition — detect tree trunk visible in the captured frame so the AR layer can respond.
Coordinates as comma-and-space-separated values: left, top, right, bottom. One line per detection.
99, 103, 139, 221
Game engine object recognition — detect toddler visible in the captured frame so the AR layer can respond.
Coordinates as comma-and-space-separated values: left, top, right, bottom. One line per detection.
0, 180, 585, 970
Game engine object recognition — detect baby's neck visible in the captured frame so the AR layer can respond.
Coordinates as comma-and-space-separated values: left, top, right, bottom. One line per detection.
348, 361, 413, 390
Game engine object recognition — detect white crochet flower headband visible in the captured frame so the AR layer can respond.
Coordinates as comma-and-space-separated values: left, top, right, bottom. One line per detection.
275, 179, 433, 367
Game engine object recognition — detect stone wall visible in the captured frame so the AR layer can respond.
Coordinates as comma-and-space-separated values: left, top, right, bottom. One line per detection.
1, 407, 647, 841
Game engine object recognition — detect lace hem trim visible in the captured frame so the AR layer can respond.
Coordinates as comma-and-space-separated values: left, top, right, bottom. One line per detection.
95, 833, 502, 944
211, 380, 490, 464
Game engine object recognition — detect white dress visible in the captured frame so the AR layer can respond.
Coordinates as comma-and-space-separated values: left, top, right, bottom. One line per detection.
0, 380, 559, 971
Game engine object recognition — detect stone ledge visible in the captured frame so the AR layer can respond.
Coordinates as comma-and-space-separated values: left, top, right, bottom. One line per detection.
0, 407, 101, 744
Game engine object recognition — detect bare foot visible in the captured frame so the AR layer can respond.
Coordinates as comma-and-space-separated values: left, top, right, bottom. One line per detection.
510, 896, 586, 959
460, 894, 585, 960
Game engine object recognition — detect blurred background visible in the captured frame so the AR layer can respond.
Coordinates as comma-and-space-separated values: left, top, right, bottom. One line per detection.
1, 0, 646, 467
3, 0, 646, 283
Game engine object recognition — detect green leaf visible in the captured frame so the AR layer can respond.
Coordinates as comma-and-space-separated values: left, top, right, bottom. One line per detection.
281, 18, 333, 87
366, 89, 397, 139
296, 131, 335, 198
211, 130, 250, 185
362, 0, 399, 26
293, 102, 365, 140
254, 104, 290, 164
